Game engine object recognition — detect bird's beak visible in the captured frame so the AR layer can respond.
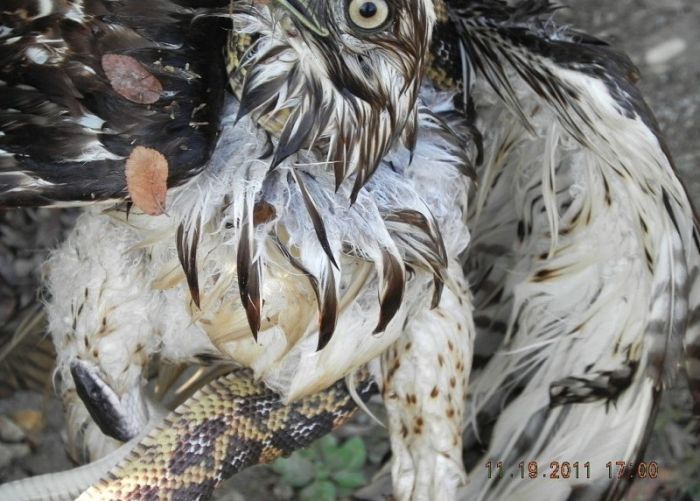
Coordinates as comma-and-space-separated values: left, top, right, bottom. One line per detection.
274, 0, 329, 37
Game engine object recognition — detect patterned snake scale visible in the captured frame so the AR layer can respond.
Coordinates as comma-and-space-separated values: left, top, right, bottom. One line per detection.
79, 370, 376, 499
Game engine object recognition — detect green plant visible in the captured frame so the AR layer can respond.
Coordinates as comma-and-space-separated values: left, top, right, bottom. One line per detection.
271, 434, 367, 500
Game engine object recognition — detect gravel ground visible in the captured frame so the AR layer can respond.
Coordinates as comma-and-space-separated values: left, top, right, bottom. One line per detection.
559, 0, 700, 190
0, 1, 697, 499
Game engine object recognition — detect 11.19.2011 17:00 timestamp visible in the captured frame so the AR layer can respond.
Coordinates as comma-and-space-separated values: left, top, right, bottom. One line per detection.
485, 460, 659, 480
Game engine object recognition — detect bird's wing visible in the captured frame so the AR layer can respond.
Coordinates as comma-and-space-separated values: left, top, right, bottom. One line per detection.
438, 0, 700, 498
0, 0, 228, 207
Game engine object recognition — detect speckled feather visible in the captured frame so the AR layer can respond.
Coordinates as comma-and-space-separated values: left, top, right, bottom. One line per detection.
0, 0, 228, 206
1, 1, 699, 501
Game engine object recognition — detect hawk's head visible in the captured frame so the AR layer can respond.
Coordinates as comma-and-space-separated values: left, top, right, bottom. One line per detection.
231, 0, 436, 200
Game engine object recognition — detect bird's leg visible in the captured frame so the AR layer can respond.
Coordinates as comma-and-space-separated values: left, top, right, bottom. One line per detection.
381, 279, 475, 500
44, 212, 161, 463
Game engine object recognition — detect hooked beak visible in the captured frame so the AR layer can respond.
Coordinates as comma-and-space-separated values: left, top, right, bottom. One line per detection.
274, 0, 329, 37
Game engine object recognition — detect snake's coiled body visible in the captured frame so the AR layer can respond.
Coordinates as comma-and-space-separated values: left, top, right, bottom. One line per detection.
78, 370, 375, 500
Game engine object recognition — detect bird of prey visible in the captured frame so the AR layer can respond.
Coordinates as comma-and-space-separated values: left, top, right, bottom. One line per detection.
0, 0, 697, 500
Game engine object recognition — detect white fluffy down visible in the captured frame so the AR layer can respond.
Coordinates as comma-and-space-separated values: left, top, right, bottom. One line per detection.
46, 88, 474, 480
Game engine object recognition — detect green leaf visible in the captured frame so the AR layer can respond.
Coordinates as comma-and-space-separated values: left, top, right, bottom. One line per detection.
328, 437, 367, 472
271, 454, 315, 488
300, 480, 337, 501
314, 462, 332, 481
315, 434, 339, 459
332, 469, 367, 489
299, 448, 318, 460
337, 485, 355, 498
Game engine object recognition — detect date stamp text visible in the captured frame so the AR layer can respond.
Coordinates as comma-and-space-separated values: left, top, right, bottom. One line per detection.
485, 460, 659, 480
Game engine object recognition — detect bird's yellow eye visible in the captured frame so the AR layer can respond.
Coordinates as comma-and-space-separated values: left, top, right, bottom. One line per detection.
347, 0, 391, 32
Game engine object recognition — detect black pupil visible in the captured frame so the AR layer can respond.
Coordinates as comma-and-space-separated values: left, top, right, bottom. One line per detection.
358, 2, 377, 18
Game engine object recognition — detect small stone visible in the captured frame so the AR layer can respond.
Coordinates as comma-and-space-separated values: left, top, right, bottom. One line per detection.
0, 415, 26, 443
272, 482, 294, 500
214, 486, 247, 501
0, 443, 31, 469
645, 38, 687, 66
10, 410, 45, 435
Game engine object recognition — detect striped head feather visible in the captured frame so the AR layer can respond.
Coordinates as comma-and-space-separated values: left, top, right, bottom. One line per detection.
228, 0, 437, 202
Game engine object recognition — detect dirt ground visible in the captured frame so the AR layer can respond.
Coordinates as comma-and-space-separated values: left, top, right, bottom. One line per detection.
561, 0, 700, 190
0, 0, 698, 499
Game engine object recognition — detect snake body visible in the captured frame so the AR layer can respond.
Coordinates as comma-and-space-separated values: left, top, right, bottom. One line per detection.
0, 371, 375, 500
77, 370, 376, 500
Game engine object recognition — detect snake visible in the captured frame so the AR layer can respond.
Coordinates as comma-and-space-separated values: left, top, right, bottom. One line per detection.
0, 1, 465, 499
77, 371, 377, 500
0, 369, 376, 500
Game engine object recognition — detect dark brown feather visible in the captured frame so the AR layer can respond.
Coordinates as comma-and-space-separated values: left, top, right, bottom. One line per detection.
176, 219, 201, 308
273, 234, 321, 309
317, 262, 338, 351
374, 250, 405, 334
383, 209, 448, 307
0, 0, 228, 207
291, 170, 338, 269
237, 205, 262, 340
